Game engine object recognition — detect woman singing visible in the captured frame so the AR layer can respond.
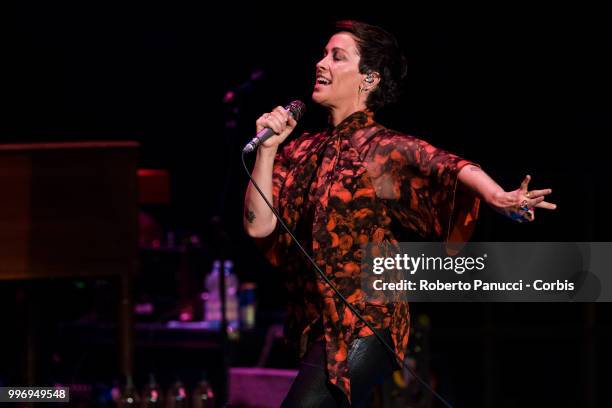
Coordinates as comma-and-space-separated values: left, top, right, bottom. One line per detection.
243, 20, 556, 407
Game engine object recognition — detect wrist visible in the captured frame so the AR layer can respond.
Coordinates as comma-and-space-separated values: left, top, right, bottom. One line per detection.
489, 190, 508, 210
257, 145, 278, 158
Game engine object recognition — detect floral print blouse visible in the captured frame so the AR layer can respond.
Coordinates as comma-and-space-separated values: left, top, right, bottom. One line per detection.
253, 110, 480, 402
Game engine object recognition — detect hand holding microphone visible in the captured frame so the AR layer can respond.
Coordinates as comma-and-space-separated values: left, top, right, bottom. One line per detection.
243, 100, 305, 153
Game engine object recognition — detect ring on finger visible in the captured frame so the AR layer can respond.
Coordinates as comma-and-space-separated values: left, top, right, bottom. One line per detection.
520, 200, 530, 211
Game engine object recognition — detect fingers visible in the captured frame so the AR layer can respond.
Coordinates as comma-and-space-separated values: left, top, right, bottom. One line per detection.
287, 115, 297, 128
267, 114, 285, 134
518, 176, 558, 212
256, 106, 291, 134
535, 201, 557, 210
255, 114, 269, 132
527, 188, 552, 199
515, 205, 536, 222
524, 185, 557, 210
255, 113, 279, 133
510, 176, 557, 222
527, 196, 545, 207
269, 106, 289, 132
510, 210, 531, 223
520, 174, 531, 192
513, 198, 555, 224
273, 105, 289, 120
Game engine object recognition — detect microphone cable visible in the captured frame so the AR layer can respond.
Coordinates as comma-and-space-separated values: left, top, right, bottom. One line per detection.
241, 150, 454, 408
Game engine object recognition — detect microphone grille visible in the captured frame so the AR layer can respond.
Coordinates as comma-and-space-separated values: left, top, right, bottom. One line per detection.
286, 100, 306, 121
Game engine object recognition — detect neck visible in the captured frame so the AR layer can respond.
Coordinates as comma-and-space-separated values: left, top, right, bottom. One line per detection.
329, 102, 368, 126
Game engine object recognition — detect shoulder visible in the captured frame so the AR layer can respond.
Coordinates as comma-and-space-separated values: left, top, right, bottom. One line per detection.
370, 126, 431, 151
279, 130, 328, 161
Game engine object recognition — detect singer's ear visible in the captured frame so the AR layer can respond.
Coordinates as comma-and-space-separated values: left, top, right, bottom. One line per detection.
362, 71, 381, 89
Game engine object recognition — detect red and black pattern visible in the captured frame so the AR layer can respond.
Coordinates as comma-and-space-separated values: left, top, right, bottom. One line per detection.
255, 110, 480, 402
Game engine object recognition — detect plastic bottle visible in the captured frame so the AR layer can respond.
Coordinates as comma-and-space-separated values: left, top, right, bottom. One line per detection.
117, 375, 140, 406
204, 260, 222, 325
239, 282, 257, 330
223, 260, 240, 329
166, 378, 188, 408
140, 373, 163, 407
205, 260, 239, 330
191, 371, 215, 408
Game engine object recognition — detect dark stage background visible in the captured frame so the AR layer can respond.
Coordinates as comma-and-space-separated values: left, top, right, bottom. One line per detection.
1, 1, 611, 407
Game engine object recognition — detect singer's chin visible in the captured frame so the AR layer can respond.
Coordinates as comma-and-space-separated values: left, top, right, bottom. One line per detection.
311, 90, 324, 105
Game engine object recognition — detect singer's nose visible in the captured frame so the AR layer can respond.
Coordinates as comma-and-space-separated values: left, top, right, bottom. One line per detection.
316, 56, 327, 71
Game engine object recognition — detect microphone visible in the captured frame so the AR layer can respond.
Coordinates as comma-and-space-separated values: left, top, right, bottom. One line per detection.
242, 100, 306, 154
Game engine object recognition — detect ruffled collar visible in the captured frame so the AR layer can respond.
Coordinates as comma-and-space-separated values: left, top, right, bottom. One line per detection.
328, 109, 376, 137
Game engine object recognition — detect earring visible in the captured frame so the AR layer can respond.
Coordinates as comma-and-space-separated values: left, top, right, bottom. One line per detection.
365, 75, 374, 83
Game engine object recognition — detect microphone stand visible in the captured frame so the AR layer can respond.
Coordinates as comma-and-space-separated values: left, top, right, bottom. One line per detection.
213, 71, 263, 406
219, 258, 229, 407
213, 98, 237, 407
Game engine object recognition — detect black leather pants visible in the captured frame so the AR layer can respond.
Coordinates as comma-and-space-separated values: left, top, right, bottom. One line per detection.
280, 329, 396, 408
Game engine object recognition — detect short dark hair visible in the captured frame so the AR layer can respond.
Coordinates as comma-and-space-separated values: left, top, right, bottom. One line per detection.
333, 20, 407, 111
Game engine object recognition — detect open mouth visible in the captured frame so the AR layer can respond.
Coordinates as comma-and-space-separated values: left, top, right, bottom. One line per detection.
316, 76, 331, 85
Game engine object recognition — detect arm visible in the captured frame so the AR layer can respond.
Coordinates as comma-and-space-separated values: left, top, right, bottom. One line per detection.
243, 146, 279, 238
243, 106, 296, 237
458, 165, 557, 222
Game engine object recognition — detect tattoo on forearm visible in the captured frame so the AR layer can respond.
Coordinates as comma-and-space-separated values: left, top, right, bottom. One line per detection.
245, 208, 256, 223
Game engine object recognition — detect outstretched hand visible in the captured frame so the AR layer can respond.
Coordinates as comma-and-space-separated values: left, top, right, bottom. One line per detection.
494, 175, 557, 223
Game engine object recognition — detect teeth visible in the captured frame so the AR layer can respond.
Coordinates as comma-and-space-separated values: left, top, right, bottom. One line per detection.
317, 77, 331, 85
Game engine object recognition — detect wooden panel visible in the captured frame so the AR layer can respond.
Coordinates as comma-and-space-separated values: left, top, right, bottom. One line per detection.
0, 142, 139, 280
0, 154, 31, 277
